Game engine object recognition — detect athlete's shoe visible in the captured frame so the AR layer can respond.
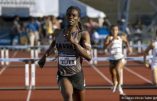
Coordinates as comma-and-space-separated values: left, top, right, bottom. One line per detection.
118, 85, 124, 95
112, 85, 117, 93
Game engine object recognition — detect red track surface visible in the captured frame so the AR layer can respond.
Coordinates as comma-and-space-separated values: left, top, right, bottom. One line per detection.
0, 51, 157, 101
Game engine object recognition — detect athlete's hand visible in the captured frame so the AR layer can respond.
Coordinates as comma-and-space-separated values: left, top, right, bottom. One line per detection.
144, 62, 151, 68
106, 36, 113, 47
128, 47, 132, 55
68, 34, 78, 44
65, 27, 78, 44
38, 55, 46, 68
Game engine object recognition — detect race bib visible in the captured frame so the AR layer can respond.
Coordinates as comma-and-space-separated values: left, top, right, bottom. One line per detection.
59, 56, 76, 66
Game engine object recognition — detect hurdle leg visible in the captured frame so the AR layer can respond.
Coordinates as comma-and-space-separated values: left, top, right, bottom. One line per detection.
37, 41, 41, 53
31, 62, 36, 88
31, 49, 34, 59
123, 48, 127, 57
5, 49, 9, 65
120, 69, 123, 85
90, 49, 94, 64
35, 49, 39, 65
138, 41, 142, 53
1, 49, 5, 65
25, 62, 29, 88
129, 41, 133, 47
94, 49, 97, 64
35, 49, 38, 59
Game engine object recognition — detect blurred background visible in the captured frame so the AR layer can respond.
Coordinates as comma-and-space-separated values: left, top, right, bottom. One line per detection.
0, 0, 157, 53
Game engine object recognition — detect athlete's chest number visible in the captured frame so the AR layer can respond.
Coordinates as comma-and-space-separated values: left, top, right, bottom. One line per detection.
59, 57, 76, 66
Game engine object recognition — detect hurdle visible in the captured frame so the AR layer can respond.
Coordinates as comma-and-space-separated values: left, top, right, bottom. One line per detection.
0, 56, 157, 90
89, 41, 147, 65
0, 58, 34, 88
90, 49, 98, 64
0, 45, 49, 65
0, 58, 55, 90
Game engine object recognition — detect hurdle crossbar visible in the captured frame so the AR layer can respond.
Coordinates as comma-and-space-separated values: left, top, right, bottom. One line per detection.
0, 56, 154, 90
0, 45, 49, 65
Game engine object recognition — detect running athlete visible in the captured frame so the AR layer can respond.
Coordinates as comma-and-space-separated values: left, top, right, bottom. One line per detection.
104, 25, 132, 95
38, 6, 92, 101
144, 30, 157, 86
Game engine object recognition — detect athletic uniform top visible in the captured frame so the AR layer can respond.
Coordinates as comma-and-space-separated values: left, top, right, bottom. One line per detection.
150, 41, 157, 68
55, 30, 83, 76
108, 36, 124, 60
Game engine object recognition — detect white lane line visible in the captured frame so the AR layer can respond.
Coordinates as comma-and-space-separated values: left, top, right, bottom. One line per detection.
26, 82, 33, 101
88, 62, 113, 85
0, 51, 18, 75
87, 62, 131, 99
125, 67, 153, 84
0, 66, 7, 75
87, 62, 128, 96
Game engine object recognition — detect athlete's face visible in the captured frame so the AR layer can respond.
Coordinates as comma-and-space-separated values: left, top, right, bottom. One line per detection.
111, 26, 119, 36
66, 9, 80, 26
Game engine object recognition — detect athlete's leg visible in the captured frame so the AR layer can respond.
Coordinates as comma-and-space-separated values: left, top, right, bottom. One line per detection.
109, 63, 118, 86
153, 68, 157, 85
59, 78, 73, 101
116, 59, 126, 86
115, 59, 126, 95
73, 89, 85, 101
109, 62, 118, 92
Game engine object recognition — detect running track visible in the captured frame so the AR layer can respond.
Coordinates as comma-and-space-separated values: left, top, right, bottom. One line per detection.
0, 50, 157, 101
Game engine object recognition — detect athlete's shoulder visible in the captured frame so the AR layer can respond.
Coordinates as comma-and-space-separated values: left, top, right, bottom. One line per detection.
106, 34, 112, 39
79, 30, 90, 38
119, 33, 128, 42
79, 30, 89, 35
148, 40, 155, 49
119, 33, 127, 38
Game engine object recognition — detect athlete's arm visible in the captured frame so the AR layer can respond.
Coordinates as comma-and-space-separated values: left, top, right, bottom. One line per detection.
43, 29, 60, 57
70, 31, 92, 61
104, 35, 112, 49
38, 29, 59, 68
121, 34, 132, 54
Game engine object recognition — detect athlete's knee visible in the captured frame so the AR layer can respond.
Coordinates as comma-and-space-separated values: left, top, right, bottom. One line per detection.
62, 93, 73, 101
73, 89, 85, 101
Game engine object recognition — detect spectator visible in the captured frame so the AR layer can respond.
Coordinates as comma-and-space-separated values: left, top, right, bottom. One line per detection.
84, 18, 99, 44
26, 17, 38, 46
10, 15, 21, 45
